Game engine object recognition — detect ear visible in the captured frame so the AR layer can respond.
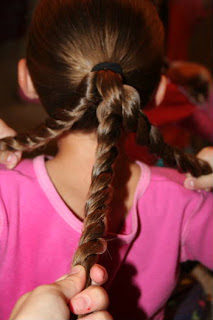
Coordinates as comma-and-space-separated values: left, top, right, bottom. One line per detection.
155, 75, 168, 106
18, 59, 39, 100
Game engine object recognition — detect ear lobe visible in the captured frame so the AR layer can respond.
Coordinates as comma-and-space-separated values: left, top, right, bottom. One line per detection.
18, 59, 39, 100
155, 75, 168, 106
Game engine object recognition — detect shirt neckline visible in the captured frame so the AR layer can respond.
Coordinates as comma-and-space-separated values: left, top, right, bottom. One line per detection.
33, 155, 151, 244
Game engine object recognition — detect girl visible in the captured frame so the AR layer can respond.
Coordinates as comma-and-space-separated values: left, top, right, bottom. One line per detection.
0, 0, 212, 319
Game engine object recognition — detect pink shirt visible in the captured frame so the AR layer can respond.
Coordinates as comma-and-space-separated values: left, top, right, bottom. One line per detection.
0, 156, 212, 320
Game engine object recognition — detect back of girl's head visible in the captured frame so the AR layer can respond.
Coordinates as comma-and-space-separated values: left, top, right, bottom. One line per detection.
27, 0, 164, 126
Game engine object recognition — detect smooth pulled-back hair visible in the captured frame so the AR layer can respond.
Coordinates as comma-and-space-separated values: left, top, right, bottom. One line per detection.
0, 0, 211, 287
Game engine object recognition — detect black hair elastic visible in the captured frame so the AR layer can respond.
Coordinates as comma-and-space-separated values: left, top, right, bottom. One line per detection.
92, 62, 123, 76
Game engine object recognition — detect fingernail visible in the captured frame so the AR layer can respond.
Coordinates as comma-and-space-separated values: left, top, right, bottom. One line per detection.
70, 295, 91, 314
184, 178, 195, 189
94, 265, 108, 284
6, 154, 18, 168
14, 151, 21, 159
70, 265, 83, 275
98, 265, 107, 280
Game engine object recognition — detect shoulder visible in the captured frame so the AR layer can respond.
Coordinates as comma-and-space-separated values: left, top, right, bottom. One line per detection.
0, 159, 37, 233
150, 165, 185, 185
149, 165, 190, 199
0, 156, 46, 200
0, 156, 48, 222
148, 166, 213, 204
136, 161, 186, 196
136, 162, 212, 215
0, 158, 36, 185
135, 163, 213, 250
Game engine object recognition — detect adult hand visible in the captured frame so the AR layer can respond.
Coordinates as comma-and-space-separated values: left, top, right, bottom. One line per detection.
184, 147, 213, 191
9, 264, 112, 320
0, 119, 21, 169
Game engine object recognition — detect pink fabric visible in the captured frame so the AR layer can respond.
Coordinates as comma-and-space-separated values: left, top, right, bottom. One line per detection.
0, 156, 212, 320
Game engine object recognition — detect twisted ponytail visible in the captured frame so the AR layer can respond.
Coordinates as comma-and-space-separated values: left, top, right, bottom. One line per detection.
0, 109, 81, 152
73, 73, 212, 288
120, 85, 212, 176
136, 111, 212, 177
73, 71, 123, 286
0, 74, 98, 153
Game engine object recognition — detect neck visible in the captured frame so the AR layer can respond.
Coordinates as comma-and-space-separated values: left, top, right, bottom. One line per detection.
46, 131, 140, 233
49, 131, 98, 181
46, 132, 101, 219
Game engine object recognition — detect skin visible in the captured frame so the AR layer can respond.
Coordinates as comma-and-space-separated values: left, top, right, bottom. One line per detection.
184, 147, 213, 191
0, 119, 22, 169
9, 264, 113, 320
46, 132, 141, 239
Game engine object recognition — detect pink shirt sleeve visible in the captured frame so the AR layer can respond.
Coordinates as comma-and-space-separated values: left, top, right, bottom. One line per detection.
181, 190, 213, 269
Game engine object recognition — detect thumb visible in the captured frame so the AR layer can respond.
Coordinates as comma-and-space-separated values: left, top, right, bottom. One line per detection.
6, 151, 22, 169
0, 119, 16, 138
184, 174, 213, 191
55, 265, 86, 302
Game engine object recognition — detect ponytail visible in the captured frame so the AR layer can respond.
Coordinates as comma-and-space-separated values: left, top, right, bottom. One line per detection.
136, 111, 212, 176
0, 73, 98, 153
73, 70, 123, 286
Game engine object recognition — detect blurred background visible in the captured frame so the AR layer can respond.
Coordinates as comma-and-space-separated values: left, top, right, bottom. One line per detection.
0, 0, 212, 133
0, 0, 46, 132
0, 1, 212, 319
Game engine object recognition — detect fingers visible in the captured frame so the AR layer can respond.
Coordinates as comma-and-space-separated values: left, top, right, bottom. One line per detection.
184, 174, 213, 191
197, 147, 213, 169
0, 119, 22, 169
0, 151, 22, 169
55, 263, 108, 292
56, 264, 109, 317
55, 274, 69, 282
0, 119, 16, 138
9, 265, 111, 320
90, 264, 108, 285
70, 285, 109, 316
54, 265, 86, 302
80, 311, 113, 320
8, 291, 31, 319
184, 147, 213, 191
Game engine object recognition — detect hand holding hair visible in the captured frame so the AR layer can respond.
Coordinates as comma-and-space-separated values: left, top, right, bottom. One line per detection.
0, 119, 22, 169
184, 147, 213, 191
9, 264, 112, 320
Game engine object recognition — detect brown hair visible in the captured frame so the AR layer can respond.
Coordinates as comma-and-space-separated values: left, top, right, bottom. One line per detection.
0, 0, 211, 287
